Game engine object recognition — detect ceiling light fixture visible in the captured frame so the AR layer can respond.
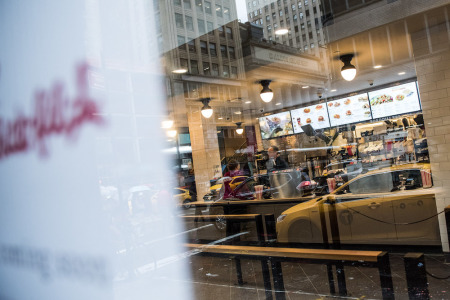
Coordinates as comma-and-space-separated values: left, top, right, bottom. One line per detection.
234, 111, 242, 115
161, 119, 174, 129
172, 68, 188, 74
275, 28, 289, 35
398, 72, 406, 75
275, 102, 282, 105
340, 54, 357, 81
235, 122, 244, 135
200, 98, 213, 118
302, 85, 309, 89
167, 130, 177, 138
259, 80, 274, 103
245, 101, 251, 104
373, 65, 382, 69
330, 89, 337, 92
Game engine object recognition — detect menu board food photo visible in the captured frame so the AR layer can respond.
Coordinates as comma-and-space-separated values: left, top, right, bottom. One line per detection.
259, 112, 294, 139
327, 93, 372, 127
291, 103, 330, 133
368, 82, 421, 119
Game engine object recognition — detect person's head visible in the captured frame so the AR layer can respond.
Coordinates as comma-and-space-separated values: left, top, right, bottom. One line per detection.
268, 146, 279, 159
227, 159, 240, 172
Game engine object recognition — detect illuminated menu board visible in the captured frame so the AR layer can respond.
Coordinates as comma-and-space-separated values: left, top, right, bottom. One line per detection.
259, 111, 294, 139
368, 82, 421, 119
291, 103, 330, 133
327, 93, 372, 127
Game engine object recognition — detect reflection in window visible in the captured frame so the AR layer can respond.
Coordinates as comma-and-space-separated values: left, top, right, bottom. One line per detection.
229, 46, 235, 59
348, 173, 394, 194
231, 66, 238, 79
174, 0, 181, 6
220, 45, 227, 58
226, 27, 233, 39
216, 4, 222, 17
188, 40, 196, 52
209, 42, 217, 56
212, 63, 219, 76
190, 60, 198, 74
203, 62, 211, 75
198, 19, 205, 34
177, 35, 186, 50
200, 41, 208, 54
186, 16, 194, 31
195, 0, 202, 11
175, 13, 184, 28
222, 65, 229, 78
207, 21, 214, 34
180, 58, 188, 69
204, 1, 212, 14
218, 26, 225, 37
183, 0, 191, 9
224, 7, 230, 20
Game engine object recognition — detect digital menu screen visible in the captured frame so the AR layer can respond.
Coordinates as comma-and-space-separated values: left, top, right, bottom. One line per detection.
259, 111, 294, 139
327, 93, 372, 127
368, 82, 421, 119
291, 103, 330, 133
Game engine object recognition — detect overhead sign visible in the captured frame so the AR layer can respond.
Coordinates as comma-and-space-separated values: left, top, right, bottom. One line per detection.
254, 47, 320, 72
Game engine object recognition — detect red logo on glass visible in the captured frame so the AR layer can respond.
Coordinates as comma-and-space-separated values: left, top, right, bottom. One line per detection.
0, 63, 104, 159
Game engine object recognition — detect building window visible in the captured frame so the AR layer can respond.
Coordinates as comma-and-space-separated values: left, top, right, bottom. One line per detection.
195, 0, 203, 13
175, 13, 184, 28
207, 21, 214, 34
220, 45, 227, 58
300, 12, 303, 19
186, 16, 194, 31
298, 2, 302, 9
216, 4, 222, 17
294, 15, 298, 22
279, 10, 283, 17
190, 60, 198, 74
180, 58, 188, 69
267, 25, 272, 33
296, 36, 300, 43
212, 63, 219, 76
203, 62, 211, 75
188, 40, 196, 52
272, 12, 276, 20
200, 41, 208, 54
177, 35, 186, 50
224, 7, 230, 20
209, 43, 217, 56
222, 65, 229, 77
205, 1, 212, 14
266, 15, 270, 22
306, 10, 310, 17
226, 27, 233, 39
271, 3, 275, 9
285, 7, 288, 14
183, 0, 191, 9
174, 0, 181, 6
231, 66, 238, 78
292, 4, 296, 11
305, 0, 309, 5
310, 43, 315, 48
229, 46, 235, 59
264, 5, 269, 13
198, 19, 205, 34
218, 26, 225, 37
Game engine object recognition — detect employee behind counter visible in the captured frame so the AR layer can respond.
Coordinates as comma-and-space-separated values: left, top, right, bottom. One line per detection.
266, 146, 289, 171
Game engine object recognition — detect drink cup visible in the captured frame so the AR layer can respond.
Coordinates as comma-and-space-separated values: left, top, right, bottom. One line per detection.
255, 185, 264, 200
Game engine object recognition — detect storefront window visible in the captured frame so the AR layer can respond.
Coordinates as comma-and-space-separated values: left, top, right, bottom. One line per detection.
4, 1, 450, 299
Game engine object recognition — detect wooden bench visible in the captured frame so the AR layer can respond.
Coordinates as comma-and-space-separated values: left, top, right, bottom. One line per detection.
185, 243, 394, 300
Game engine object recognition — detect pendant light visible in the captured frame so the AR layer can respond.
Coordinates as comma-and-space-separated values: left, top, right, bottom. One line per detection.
340, 54, 356, 81
260, 80, 273, 103
200, 98, 213, 118
235, 122, 244, 135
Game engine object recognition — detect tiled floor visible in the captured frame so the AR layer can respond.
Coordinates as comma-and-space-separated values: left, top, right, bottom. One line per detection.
187, 253, 450, 299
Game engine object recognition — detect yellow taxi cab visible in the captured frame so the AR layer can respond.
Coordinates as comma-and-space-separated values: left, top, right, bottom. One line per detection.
276, 163, 441, 246
173, 187, 193, 209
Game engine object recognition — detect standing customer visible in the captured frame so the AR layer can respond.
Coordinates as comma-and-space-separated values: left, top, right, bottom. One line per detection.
266, 146, 289, 171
